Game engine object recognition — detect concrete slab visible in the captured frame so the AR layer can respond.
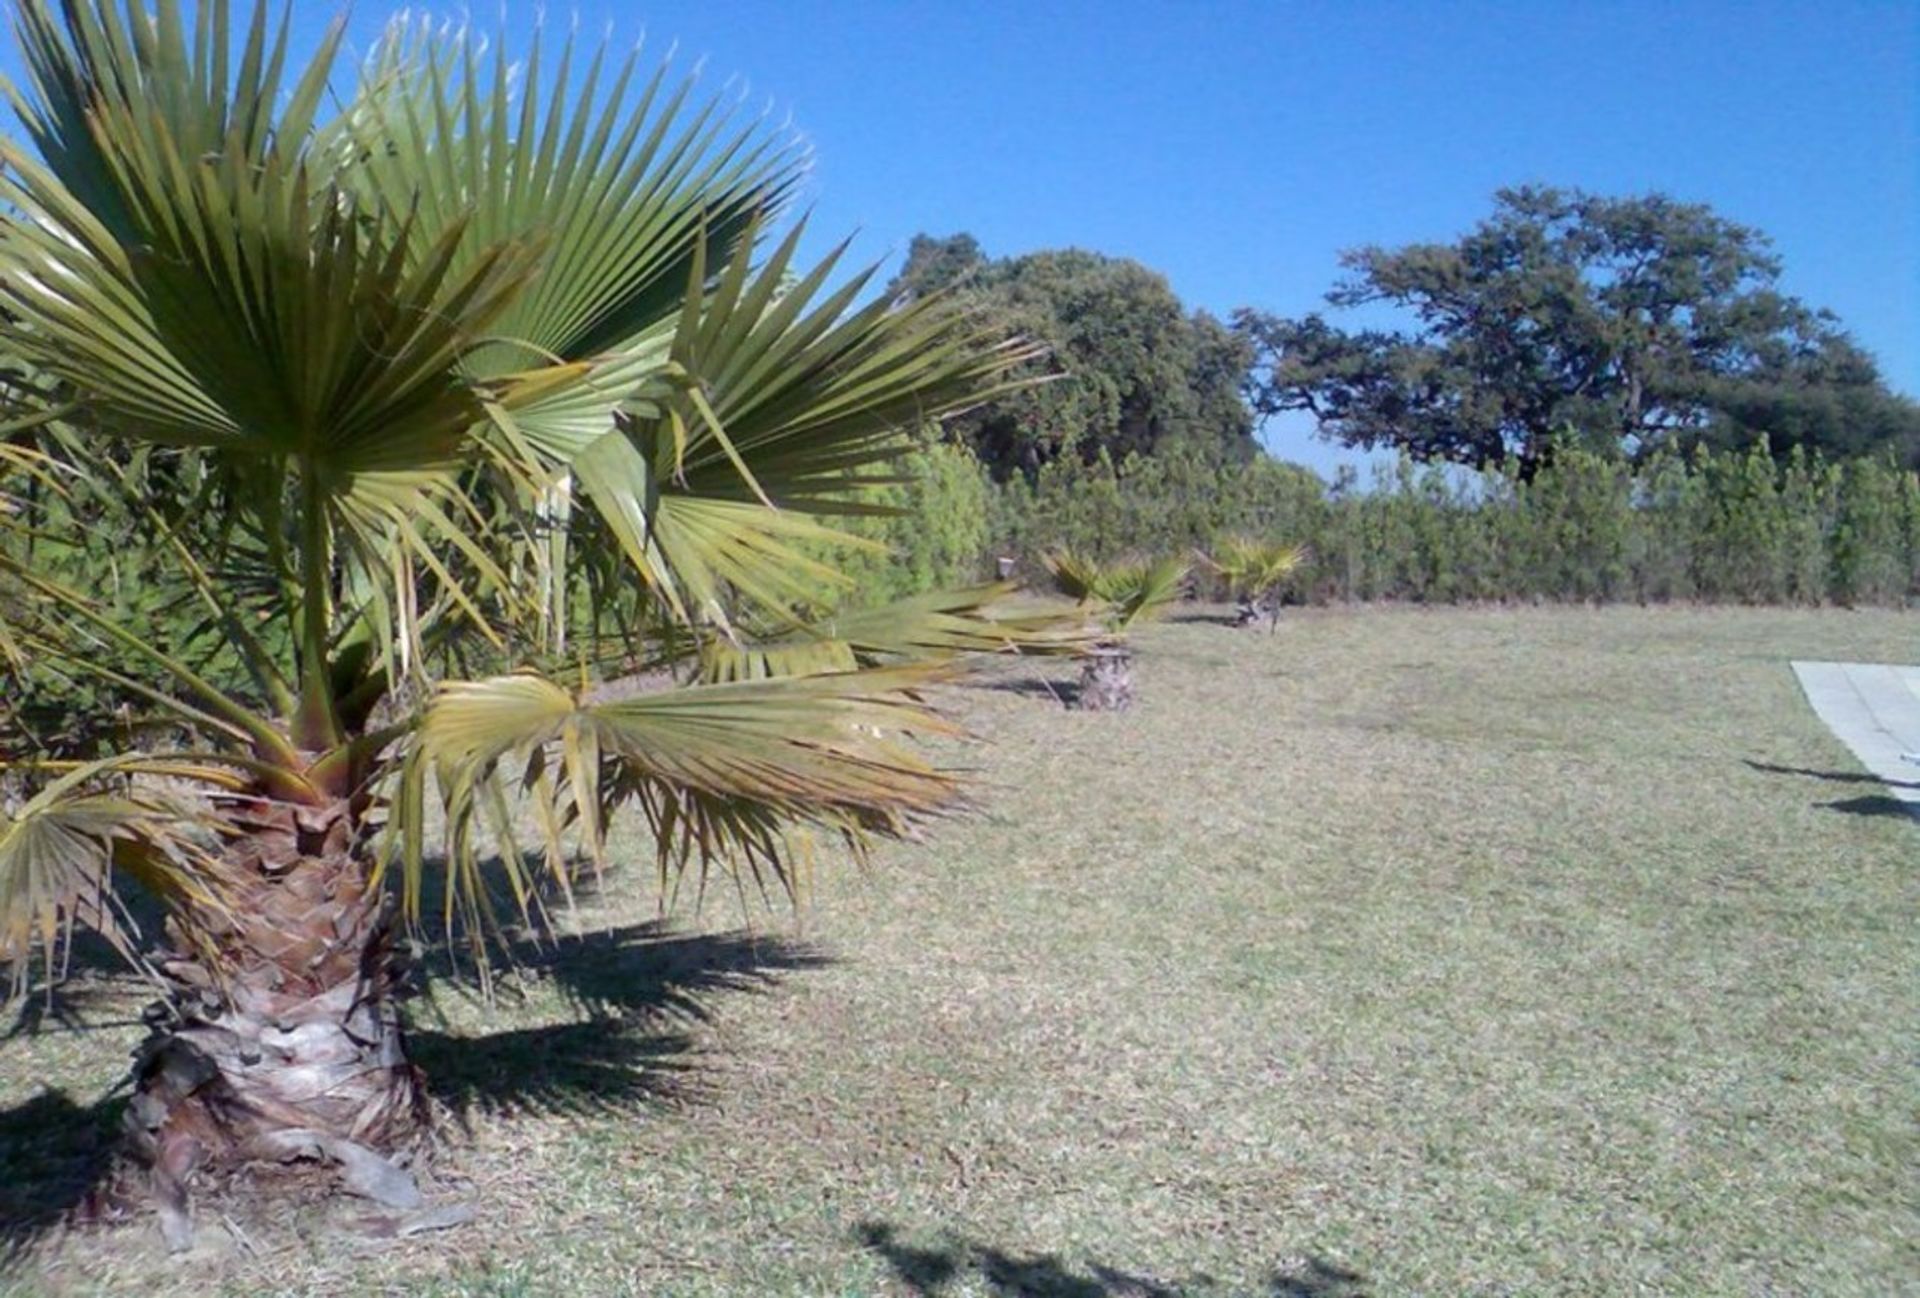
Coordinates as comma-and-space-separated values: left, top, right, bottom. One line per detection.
1790, 661, 1920, 814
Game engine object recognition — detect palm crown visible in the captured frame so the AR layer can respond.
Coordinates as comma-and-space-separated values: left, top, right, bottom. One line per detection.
1042, 550, 1189, 632
0, 0, 1053, 1238
1200, 535, 1309, 629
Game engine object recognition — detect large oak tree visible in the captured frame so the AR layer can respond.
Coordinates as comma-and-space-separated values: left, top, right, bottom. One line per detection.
1237, 186, 1920, 473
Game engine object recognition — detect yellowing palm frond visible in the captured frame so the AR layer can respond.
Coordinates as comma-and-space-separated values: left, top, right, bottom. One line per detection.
1043, 551, 1189, 631
1202, 536, 1312, 598
399, 665, 967, 945
0, 757, 224, 999
0, 0, 1055, 999
698, 583, 1099, 683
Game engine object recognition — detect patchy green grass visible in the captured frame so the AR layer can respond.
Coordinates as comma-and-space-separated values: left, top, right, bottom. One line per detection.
3, 606, 1917, 1296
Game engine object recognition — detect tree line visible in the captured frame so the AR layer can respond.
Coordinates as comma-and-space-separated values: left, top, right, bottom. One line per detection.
896, 186, 1919, 482
855, 186, 1920, 607
992, 440, 1920, 606
847, 437, 1920, 608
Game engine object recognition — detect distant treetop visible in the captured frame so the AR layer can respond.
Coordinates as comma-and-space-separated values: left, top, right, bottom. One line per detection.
1235, 186, 1920, 473
892, 234, 1258, 481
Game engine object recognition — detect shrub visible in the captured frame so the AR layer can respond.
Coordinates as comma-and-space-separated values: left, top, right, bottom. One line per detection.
816, 438, 994, 608
984, 442, 1919, 607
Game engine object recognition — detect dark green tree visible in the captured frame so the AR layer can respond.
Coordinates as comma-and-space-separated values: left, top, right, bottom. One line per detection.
1236, 186, 1920, 473
892, 235, 1257, 480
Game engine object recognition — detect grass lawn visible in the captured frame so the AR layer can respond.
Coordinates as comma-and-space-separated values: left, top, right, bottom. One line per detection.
3, 606, 1917, 1296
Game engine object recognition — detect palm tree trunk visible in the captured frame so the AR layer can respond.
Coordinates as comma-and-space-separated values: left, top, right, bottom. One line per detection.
127, 793, 425, 1249
1076, 645, 1135, 712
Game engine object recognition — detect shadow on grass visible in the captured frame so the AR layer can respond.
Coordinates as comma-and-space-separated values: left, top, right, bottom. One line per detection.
414, 920, 828, 1124
0, 1088, 128, 1261
1743, 759, 1920, 789
973, 676, 1080, 707
856, 1222, 1369, 1298
2, 978, 153, 1258
1, 921, 826, 1256
1743, 761, 1920, 819
1817, 794, 1918, 820
2, 978, 147, 1042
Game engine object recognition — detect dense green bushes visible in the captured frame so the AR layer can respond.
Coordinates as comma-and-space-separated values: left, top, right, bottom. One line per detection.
816, 438, 994, 608
980, 441, 1920, 606
988, 442, 1324, 569
812, 435, 1920, 608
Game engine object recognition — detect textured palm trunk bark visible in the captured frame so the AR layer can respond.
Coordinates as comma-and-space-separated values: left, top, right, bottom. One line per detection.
126, 792, 426, 1249
1076, 644, 1135, 712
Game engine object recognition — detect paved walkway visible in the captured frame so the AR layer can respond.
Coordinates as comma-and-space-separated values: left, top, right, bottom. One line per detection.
1791, 661, 1920, 815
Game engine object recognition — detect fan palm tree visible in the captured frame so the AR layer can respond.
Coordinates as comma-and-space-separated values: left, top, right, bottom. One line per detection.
1200, 536, 1310, 631
1040, 550, 1187, 710
0, 0, 1051, 1243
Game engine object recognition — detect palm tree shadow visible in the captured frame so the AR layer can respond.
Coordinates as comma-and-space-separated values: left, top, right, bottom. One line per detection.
411, 1019, 704, 1123
856, 1222, 1369, 1297
0, 1088, 128, 1262
2, 978, 147, 1042
0, 921, 828, 1258
2, 979, 161, 1261
973, 676, 1081, 706
412, 920, 830, 1125
1744, 759, 1920, 790
1817, 794, 1919, 820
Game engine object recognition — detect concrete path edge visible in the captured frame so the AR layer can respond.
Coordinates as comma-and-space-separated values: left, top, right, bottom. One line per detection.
1790, 660, 1920, 814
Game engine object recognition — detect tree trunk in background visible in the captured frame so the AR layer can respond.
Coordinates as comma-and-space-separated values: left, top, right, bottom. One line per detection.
126, 793, 425, 1249
1076, 645, 1135, 712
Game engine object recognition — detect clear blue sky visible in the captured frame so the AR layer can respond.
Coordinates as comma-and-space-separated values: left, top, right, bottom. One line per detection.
10, 2, 1917, 474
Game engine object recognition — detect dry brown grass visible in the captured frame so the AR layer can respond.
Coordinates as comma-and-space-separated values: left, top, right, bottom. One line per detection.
3, 606, 1917, 1296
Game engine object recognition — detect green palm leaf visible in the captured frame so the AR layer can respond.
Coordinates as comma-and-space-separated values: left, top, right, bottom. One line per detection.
332, 19, 795, 375
0, 756, 223, 998
2, 1, 535, 476
399, 664, 967, 941
1043, 551, 1189, 631
1202, 536, 1311, 599
0, 1, 1046, 1006
698, 582, 1098, 683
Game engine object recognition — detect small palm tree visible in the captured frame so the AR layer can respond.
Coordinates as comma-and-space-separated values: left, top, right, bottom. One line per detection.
1041, 550, 1187, 710
0, 0, 1050, 1243
1190, 533, 1313, 629
1201, 536, 1310, 631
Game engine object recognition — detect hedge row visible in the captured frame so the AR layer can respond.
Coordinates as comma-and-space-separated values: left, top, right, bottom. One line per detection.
966, 440, 1920, 607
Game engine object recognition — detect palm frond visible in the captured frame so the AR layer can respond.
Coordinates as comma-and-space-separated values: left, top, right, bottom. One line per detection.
698, 583, 1098, 683
0, 757, 224, 999
1201, 536, 1311, 598
1107, 556, 1189, 630
639, 223, 1046, 504
1, 0, 535, 474
518, 225, 1048, 633
0, 0, 549, 698
1040, 550, 1105, 604
396, 664, 967, 945
1042, 551, 1189, 631
334, 18, 797, 376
